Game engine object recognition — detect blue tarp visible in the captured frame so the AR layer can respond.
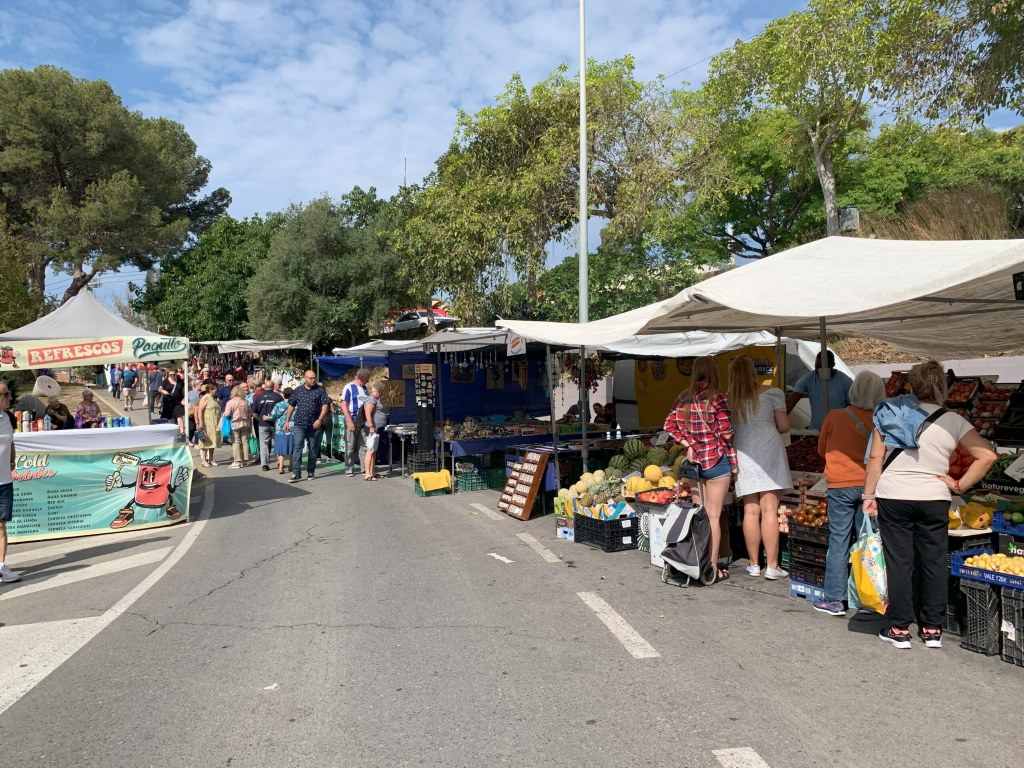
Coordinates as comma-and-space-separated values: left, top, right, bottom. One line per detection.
386, 352, 550, 425
316, 354, 389, 378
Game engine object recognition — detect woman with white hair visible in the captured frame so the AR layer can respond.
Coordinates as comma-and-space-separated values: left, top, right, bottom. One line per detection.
361, 381, 388, 480
811, 370, 886, 617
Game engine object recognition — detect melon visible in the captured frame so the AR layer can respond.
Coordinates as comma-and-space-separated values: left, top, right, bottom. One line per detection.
643, 465, 664, 483
608, 454, 631, 472
646, 448, 669, 467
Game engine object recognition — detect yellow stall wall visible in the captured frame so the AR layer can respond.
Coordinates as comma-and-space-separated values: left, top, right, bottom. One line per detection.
634, 346, 780, 431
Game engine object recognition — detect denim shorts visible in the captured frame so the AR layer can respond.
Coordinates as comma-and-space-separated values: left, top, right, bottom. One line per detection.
697, 454, 732, 481
0, 482, 12, 523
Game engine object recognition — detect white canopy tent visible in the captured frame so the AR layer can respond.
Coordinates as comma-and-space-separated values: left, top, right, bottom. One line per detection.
0, 291, 188, 369
633, 237, 1024, 357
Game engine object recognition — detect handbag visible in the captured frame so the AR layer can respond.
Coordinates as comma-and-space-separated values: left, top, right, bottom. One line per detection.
848, 514, 888, 614
194, 427, 208, 443
221, 415, 231, 439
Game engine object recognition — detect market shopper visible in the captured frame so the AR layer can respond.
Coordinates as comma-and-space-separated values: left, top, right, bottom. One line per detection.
121, 364, 138, 411
0, 383, 20, 584
195, 382, 223, 467
148, 365, 165, 415
285, 370, 331, 483
785, 351, 853, 431
342, 368, 371, 477
223, 385, 254, 468
110, 364, 122, 400
727, 356, 791, 580
863, 361, 997, 649
253, 379, 284, 471
811, 371, 886, 616
272, 387, 294, 475
362, 381, 389, 480
664, 356, 736, 582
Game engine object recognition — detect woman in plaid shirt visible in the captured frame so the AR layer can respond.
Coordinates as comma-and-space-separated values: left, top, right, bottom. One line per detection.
664, 356, 737, 582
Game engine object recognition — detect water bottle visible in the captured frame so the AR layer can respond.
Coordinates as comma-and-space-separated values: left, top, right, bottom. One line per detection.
43, 415, 51, 431
615, 428, 622, 440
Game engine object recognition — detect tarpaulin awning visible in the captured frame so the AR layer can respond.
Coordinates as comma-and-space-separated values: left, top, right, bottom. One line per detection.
0, 292, 188, 369
315, 355, 389, 377
634, 236, 1024, 357
197, 339, 312, 354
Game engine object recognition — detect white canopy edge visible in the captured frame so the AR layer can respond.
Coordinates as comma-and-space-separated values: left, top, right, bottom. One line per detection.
0, 292, 163, 341
632, 236, 1024, 357
197, 340, 312, 354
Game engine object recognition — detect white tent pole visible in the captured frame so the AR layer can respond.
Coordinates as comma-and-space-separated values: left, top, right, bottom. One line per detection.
184, 365, 190, 440
774, 328, 783, 388
819, 317, 830, 424
579, 346, 588, 471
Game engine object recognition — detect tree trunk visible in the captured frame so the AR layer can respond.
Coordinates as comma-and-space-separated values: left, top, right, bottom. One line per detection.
28, 259, 49, 316
60, 270, 96, 305
814, 145, 840, 237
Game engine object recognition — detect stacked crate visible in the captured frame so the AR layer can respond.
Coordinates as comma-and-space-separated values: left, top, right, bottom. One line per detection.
787, 521, 829, 600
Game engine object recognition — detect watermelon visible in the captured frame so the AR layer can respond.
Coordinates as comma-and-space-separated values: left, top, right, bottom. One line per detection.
646, 448, 669, 467
629, 458, 647, 473
608, 454, 630, 472
623, 439, 647, 460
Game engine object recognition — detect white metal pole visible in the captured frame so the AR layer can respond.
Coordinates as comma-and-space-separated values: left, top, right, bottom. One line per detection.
579, 0, 589, 471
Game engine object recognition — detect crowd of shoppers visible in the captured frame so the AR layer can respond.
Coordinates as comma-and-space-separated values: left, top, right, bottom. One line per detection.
662, 356, 1001, 652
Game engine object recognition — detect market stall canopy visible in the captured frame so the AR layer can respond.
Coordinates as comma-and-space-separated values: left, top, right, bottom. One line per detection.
633, 237, 1024, 357
496, 301, 676, 348
331, 340, 421, 355
197, 339, 312, 354
0, 292, 188, 369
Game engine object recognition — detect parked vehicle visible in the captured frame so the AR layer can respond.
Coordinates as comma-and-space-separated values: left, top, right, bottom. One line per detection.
391, 310, 458, 333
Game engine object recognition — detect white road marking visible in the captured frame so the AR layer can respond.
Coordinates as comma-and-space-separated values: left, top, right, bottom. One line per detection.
470, 502, 505, 521
488, 553, 514, 563
576, 591, 660, 659
713, 747, 772, 768
516, 533, 561, 563
10, 525, 177, 565
0, 485, 215, 717
0, 547, 173, 602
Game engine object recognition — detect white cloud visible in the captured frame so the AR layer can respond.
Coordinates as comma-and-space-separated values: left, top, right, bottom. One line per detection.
5, 0, 798, 217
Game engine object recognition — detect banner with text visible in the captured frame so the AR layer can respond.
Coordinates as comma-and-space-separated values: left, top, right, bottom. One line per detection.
0, 334, 189, 371
8, 441, 194, 543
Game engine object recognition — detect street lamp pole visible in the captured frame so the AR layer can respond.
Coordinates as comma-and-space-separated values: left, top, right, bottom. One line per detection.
578, 0, 589, 470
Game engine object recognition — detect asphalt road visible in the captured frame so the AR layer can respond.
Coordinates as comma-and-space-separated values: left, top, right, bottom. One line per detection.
1, 460, 1023, 768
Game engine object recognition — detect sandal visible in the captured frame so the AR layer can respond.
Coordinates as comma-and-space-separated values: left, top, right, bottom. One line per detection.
716, 568, 730, 583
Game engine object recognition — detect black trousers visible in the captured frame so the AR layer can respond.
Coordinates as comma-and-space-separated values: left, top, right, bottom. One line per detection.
877, 498, 948, 629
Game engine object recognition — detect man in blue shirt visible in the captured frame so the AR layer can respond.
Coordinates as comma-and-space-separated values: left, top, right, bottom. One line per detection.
786, 351, 853, 431
342, 368, 370, 477
284, 370, 331, 482
215, 373, 236, 443
121, 365, 138, 411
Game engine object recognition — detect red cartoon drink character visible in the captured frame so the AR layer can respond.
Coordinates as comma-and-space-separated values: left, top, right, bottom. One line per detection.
106, 455, 190, 529
0, 346, 18, 367
135, 459, 174, 508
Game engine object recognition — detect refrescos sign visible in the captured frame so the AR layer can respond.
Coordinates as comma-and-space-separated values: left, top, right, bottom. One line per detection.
0, 335, 189, 369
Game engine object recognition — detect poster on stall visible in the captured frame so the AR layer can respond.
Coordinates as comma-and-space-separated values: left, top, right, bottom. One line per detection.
8, 439, 194, 543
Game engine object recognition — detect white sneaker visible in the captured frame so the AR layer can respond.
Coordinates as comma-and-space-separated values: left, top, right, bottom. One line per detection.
764, 567, 789, 581
0, 564, 21, 583
746, 565, 761, 576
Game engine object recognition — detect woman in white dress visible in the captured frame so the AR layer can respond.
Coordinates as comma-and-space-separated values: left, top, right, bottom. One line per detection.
727, 356, 792, 580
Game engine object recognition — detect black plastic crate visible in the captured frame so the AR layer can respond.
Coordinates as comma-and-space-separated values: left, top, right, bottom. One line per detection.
484, 467, 508, 489
947, 533, 996, 568
790, 540, 828, 567
944, 577, 965, 636
788, 522, 830, 546
574, 514, 638, 552
1002, 587, 1024, 667
790, 563, 825, 588
960, 580, 1001, 656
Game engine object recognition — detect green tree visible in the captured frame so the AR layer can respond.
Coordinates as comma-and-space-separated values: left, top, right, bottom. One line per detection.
406, 57, 688, 309
884, 0, 1024, 120
666, 105, 825, 259
705, 1, 929, 235
137, 214, 282, 339
0, 215, 35, 330
246, 190, 415, 347
0, 65, 230, 309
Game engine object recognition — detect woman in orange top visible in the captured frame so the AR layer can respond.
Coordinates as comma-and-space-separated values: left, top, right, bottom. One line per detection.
811, 371, 885, 616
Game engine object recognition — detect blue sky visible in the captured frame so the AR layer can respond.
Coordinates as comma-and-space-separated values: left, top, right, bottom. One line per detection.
0, 0, 809, 301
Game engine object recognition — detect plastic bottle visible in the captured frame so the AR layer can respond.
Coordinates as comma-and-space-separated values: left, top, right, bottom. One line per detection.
14, 412, 21, 432
43, 415, 52, 431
